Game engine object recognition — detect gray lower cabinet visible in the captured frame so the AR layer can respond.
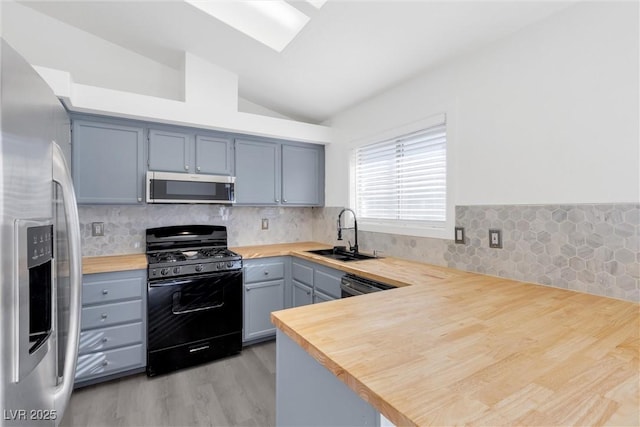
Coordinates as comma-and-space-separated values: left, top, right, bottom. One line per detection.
235, 138, 324, 206
243, 258, 287, 343
75, 269, 147, 387
277, 330, 380, 426
292, 280, 313, 307
313, 290, 334, 304
72, 118, 145, 204
290, 258, 343, 306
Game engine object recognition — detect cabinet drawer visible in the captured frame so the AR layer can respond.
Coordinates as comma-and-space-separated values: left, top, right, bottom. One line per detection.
314, 269, 343, 299
245, 261, 285, 283
75, 344, 144, 381
81, 300, 142, 330
292, 261, 313, 286
83, 274, 144, 305
78, 322, 143, 355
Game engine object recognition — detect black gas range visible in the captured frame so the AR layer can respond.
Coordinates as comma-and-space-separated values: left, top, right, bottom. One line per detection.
145, 225, 243, 376
146, 224, 242, 278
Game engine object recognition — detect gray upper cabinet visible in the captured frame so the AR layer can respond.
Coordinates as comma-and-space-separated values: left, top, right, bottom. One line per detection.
72, 118, 144, 204
235, 138, 324, 206
195, 135, 233, 175
281, 144, 323, 205
149, 129, 233, 175
148, 129, 190, 173
235, 139, 280, 204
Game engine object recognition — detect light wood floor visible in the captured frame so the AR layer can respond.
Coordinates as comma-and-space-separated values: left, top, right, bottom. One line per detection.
61, 341, 276, 427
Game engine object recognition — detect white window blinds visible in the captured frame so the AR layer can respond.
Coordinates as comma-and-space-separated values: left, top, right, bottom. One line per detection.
355, 122, 447, 225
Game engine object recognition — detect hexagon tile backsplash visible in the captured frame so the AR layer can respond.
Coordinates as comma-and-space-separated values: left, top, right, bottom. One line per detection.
448, 204, 639, 302
81, 203, 638, 302
315, 204, 639, 303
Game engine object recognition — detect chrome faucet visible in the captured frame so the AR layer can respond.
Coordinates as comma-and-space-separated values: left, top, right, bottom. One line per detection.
337, 208, 358, 253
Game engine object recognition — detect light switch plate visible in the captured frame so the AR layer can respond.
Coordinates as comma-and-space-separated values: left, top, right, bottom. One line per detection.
489, 229, 502, 248
454, 227, 465, 244
261, 218, 269, 230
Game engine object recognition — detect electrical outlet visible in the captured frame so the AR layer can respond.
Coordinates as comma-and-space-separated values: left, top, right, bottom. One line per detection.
261, 218, 269, 230
454, 227, 465, 244
92, 222, 105, 237
489, 229, 502, 248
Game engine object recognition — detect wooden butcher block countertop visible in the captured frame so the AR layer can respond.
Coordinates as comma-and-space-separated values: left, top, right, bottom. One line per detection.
82, 254, 147, 275
272, 270, 640, 426
232, 241, 467, 287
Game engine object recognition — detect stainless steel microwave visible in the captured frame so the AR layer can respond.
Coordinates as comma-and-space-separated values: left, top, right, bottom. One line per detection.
146, 171, 235, 204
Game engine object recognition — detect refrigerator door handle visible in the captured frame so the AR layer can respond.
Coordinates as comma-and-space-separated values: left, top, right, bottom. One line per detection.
51, 142, 82, 415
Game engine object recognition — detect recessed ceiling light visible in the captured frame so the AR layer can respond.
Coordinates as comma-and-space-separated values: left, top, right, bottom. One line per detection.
185, 0, 310, 52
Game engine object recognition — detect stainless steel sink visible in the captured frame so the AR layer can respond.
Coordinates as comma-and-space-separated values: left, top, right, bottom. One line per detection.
306, 247, 377, 262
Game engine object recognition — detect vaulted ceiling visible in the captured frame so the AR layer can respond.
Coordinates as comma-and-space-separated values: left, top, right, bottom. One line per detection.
20, 1, 575, 124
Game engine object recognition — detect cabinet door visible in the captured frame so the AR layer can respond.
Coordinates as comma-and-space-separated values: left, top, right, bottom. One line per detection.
148, 129, 192, 173
244, 280, 284, 342
314, 267, 343, 299
313, 290, 335, 304
195, 135, 233, 175
235, 139, 280, 204
72, 120, 144, 204
292, 280, 313, 308
281, 144, 323, 206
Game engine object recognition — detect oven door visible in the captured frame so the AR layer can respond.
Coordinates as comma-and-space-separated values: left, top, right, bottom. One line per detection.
147, 270, 242, 351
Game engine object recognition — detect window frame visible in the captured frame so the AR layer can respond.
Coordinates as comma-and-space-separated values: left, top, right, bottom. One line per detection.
348, 113, 454, 240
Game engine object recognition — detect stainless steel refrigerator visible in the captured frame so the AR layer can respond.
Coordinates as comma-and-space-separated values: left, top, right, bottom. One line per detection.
1, 39, 82, 426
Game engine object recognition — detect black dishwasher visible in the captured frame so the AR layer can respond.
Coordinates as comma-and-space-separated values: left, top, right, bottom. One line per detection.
340, 274, 395, 298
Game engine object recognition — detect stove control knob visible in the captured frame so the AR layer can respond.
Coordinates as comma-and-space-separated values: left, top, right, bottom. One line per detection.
161, 268, 170, 276
195, 264, 204, 272
216, 262, 223, 270
173, 267, 181, 275
226, 261, 234, 269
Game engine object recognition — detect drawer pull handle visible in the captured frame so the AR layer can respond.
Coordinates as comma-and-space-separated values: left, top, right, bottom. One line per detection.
102, 289, 109, 295
101, 313, 108, 320
101, 337, 108, 343
189, 345, 210, 353
264, 271, 269, 275
101, 360, 108, 367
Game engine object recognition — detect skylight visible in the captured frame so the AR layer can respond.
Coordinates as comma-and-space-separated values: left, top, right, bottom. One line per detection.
185, 0, 315, 52
306, 0, 327, 9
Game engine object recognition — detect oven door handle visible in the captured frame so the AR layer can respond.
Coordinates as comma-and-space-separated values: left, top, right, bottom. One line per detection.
149, 279, 198, 288
172, 303, 225, 315
171, 291, 225, 315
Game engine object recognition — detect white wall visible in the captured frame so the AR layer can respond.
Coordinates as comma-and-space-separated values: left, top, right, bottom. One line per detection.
2, 1, 184, 101
325, 1, 639, 207
2, 1, 332, 143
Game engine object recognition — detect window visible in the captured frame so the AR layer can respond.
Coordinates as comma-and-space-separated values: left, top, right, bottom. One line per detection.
353, 120, 448, 237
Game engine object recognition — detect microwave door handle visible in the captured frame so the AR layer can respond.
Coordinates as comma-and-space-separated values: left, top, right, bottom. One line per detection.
51, 142, 83, 414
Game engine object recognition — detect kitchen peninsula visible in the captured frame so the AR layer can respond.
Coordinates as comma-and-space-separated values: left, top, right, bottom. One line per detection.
270, 250, 639, 426
80, 242, 639, 425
